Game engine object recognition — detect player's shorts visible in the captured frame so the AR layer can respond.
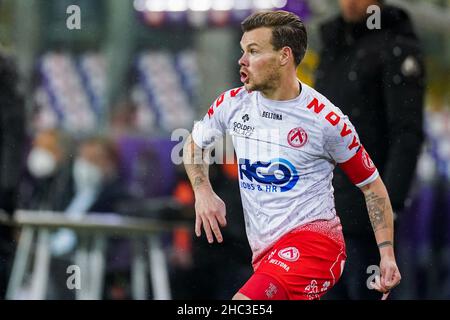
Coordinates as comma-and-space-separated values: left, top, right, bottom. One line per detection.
238, 222, 347, 300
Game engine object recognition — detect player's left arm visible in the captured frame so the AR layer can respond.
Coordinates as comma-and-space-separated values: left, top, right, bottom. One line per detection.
324, 109, 401, 294
359, 176, 401, 293
337, 145, 401, 293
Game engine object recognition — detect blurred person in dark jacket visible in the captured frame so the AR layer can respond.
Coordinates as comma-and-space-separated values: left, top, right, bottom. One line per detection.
50, 136, 126, 256
46, 136, 129, 299
19, 128, 74, 212
315, 0, 424, 299
0, 52, 25, 299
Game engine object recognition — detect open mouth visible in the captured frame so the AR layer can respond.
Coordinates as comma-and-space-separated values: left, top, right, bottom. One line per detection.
240, 70, 249, 84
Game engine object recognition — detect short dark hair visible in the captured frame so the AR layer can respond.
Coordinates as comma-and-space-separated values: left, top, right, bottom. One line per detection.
241, 10, 308, 66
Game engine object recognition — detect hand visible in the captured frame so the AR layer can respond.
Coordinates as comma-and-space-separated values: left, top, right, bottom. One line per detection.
194, 189, 227, 244
370, 255, 401, 294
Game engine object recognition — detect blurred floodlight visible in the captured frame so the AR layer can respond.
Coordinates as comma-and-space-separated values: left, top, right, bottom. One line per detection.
133, 0, 288, 12
272, 0, 287, 8
168, 0, 188, 12
145, 0, 166, 12
135, 0, 285, 12
189, 0, 212, 11
234, 0, 252, 10
212, 0, 234, 11
254, 0, 273, 9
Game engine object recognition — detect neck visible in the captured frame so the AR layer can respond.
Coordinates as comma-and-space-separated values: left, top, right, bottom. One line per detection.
261, 73, 300, 101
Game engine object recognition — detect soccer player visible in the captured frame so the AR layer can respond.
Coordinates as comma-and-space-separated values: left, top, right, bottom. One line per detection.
183, 10, 401, 300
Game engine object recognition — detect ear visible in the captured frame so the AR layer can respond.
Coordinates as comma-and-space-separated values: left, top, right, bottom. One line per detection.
279, 46, 292, 66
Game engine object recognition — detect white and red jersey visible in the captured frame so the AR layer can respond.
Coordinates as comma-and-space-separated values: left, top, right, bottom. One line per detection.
191, 82, 378, 263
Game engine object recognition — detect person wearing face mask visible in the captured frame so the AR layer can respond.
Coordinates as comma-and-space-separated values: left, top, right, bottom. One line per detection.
27, 147, 57, 179
19, 129, 74, 212
50, 138, 117, 256
0, 52, 25, 299
48, 136, 129, 299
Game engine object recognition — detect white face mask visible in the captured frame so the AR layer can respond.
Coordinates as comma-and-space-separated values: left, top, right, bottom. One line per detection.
27, 147, 57, 178
73, 158, 103, 191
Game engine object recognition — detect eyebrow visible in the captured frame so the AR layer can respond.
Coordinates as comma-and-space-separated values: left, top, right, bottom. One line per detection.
240, 42, 260, 49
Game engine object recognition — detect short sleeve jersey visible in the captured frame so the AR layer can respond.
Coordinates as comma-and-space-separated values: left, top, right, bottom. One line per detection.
192, 82, 378, 262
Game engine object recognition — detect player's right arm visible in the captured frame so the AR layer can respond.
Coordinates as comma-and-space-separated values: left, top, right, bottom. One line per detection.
183, 90, 234, 243
183, 134, 226, 244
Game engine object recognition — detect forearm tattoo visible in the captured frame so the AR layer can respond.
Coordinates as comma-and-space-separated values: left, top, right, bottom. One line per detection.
184, 138, 209, 190
193, 175, 205, 188
365, 191, 388, 232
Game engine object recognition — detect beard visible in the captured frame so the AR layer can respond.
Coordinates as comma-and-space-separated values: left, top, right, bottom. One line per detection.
246, 69, 281, 93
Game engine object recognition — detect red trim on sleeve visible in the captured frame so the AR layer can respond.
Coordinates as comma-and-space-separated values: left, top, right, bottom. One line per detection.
338, 146, 378, 186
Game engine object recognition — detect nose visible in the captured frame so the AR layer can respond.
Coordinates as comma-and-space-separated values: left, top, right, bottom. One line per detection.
239, 52, 248, 67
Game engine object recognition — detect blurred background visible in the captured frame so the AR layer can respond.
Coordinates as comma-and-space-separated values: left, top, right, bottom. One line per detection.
0, 0, 449, 300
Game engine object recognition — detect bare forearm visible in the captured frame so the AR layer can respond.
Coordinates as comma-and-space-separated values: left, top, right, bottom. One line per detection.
183, 134, 212, 193
361, 177, 395, 256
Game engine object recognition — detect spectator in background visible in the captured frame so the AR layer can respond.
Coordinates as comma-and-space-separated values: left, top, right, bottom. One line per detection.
0, 52, 25, 299
45, 136, 129, 299
50, 136, 125, 256
315, 0, 425, 299
19, 128, 74, 211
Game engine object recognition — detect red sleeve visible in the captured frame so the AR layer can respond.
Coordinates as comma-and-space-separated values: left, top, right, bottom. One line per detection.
338, 145, 379, 187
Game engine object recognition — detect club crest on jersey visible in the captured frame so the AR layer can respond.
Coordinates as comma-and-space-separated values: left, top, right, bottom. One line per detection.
362, 149, 375, 170
278, 247, 300, 262
239, 158, 299, 192
287, 127, 308, 148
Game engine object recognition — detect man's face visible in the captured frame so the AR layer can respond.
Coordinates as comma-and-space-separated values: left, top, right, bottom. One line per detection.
239, 27, 281, 92
34, 131, 62, 163
339, 0, 380, 23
